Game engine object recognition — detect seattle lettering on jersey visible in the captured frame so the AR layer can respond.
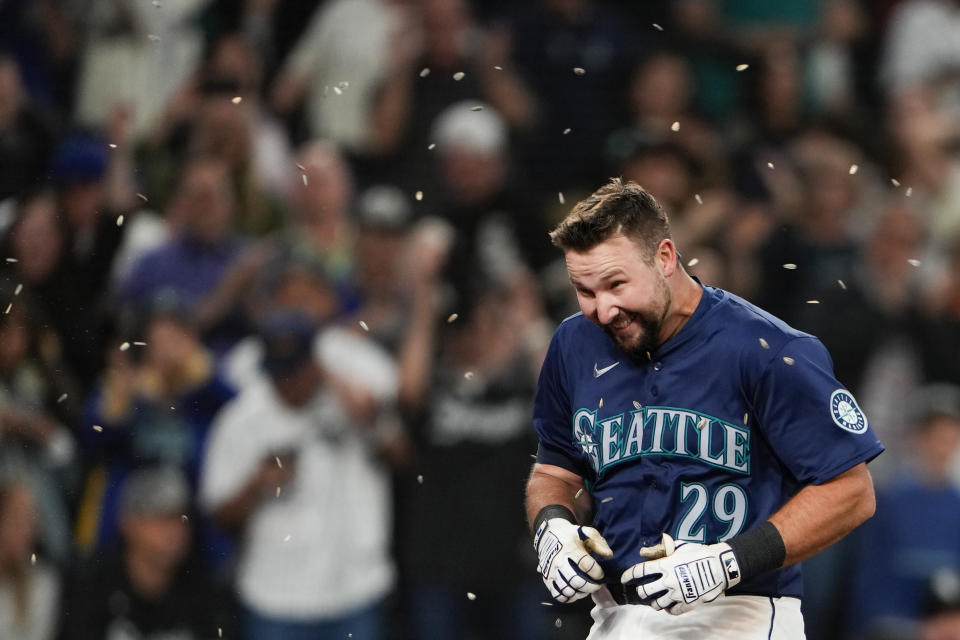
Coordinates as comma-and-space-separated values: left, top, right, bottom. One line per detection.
572, 406, 750, 476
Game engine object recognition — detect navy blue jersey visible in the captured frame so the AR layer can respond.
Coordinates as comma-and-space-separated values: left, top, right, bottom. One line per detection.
533, 284, 884, 598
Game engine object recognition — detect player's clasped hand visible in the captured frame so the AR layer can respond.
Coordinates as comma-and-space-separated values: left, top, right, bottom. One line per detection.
621, 533, 742, 615
534, 518, 614, 603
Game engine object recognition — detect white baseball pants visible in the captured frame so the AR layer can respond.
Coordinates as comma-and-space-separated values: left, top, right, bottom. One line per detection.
586, 587, 805, 639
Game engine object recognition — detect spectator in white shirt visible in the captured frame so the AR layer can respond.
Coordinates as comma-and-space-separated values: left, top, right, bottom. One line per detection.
200, 310, 402, 640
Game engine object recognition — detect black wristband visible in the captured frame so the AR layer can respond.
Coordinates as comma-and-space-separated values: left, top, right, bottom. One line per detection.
532, 504, 577, 536
726, 521, 786, 581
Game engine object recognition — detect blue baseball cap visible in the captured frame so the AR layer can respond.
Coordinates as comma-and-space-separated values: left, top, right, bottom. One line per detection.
50, 135, 107, 186
258, 311, 318, 378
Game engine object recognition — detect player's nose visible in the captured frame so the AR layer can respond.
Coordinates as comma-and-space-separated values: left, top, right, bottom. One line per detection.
596, 292, 620, 324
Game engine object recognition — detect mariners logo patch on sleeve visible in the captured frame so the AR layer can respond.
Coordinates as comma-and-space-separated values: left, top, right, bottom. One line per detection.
829, 389, 868, 434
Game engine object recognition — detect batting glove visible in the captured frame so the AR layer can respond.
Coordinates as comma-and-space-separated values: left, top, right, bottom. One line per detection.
620, 533, 742, 615
534, 518, 614, 603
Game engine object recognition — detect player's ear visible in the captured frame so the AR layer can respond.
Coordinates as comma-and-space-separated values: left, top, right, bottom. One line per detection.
657, 239, 677, 277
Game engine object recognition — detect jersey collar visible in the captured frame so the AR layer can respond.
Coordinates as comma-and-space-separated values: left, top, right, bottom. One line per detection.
652, 277, 721, 358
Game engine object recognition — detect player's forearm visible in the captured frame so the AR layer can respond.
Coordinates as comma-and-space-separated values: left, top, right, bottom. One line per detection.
525, 463, 590, 531
769, 462, 876, 566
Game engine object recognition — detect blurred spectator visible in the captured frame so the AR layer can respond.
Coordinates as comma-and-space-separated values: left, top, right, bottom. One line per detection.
201, 311, 404, 640
109, 204, 170, 297
880, 0, 960, 94
60, 466, 233, 640
189, 94, 286, 236
145, 34, 293, 234
845, 204, 929, 472
616, 137, 698, 217
0, 56, 57, 204
917, 237, 960, 386
0, 283, 79, 427
1, 191, 69, 340
2, 123, 138, 386
668, 0, 741, 122
710, 197, 773, 299
0, 288, 78, 567
394, 216, 455, 412
282, 140, 357, 286
428, 101, 551, 290
507, 0, 634, 191
0, 479, 59, 640
118, 157, 245, 352
611, 136, 738, 261
195, 140, 359, 339
606, 51, 728, 187
348, 184, 417, 351
397, 275, 550, 640
215, 256, 335, 392
719, 0, 816, 51
884, 86, 960, 257
847, 384, 960, 637
54, 117, 139, 286
369, 0, 535, 192
730, 41, 810, 211
74, 0, 210, 138
271, 0, 404, 152
807, 0, 870, 122
0, 0, 81, 117
621, 52, 695, 137
680, 245, 731, 290
77, 295, 234, 553
197, 0, 304, 72
755, 130, 865, 320
797, 204, 928, 476
204, 34, 294, 205
220, 257, 401, 429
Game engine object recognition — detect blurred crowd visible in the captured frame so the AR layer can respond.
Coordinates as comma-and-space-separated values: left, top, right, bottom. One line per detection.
1, 0, 960, 639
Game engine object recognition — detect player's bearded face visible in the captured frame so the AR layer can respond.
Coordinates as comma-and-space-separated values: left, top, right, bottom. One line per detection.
565, 235, 674, 358
602, 272, 671, 357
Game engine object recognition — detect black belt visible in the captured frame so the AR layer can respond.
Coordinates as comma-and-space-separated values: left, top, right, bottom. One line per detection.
607, 583, 649, 606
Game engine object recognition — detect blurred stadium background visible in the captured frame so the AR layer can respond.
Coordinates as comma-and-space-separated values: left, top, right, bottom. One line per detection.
0, 0, 959, 638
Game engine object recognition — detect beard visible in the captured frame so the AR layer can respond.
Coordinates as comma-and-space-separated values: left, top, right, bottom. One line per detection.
602, 308, 663, 358
601, 277, 672, 359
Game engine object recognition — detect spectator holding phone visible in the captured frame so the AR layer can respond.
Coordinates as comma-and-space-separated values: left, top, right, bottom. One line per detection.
200, 310, 403, 640
77, 292, 235, 554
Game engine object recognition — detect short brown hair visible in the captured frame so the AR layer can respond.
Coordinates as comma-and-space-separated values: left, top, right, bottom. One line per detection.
549, 178, 671, 260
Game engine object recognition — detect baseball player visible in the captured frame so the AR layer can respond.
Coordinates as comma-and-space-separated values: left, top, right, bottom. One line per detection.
527, 179, 883, 639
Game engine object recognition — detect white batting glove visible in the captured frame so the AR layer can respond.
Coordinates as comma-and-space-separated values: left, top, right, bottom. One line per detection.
534, 518, 614, 603
620, 533, 742, 615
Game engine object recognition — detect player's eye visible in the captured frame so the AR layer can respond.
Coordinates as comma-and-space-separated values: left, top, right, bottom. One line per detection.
576, 287, 594, 298
610, 281, 625, 290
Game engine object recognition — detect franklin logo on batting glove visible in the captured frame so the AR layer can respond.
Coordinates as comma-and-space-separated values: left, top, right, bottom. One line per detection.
621, 534, 742, 615
535, 528, 562, 578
